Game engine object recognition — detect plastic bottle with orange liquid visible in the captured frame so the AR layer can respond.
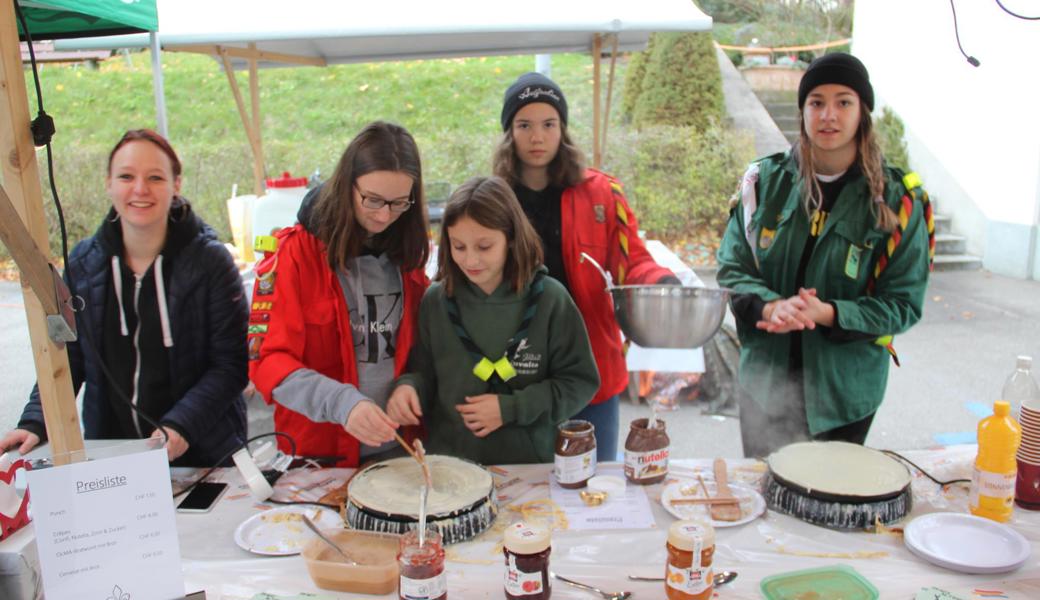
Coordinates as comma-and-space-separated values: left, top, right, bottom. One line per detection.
969, 400, 1022, 522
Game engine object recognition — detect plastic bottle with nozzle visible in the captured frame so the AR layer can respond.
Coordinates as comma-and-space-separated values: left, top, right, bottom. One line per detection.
969, 401, 1021, 523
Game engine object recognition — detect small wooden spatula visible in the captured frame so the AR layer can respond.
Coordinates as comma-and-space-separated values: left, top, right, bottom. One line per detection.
710, 458, 742, 522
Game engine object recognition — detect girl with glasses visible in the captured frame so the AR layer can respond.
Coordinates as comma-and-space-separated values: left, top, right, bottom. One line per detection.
248, 121, 430, 467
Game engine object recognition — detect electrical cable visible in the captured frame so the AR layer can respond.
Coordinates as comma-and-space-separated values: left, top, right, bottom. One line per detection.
948, 0, 981, 67
995, 0, 1040, 20
880, 449, 971, 488
172, 432, 341, 510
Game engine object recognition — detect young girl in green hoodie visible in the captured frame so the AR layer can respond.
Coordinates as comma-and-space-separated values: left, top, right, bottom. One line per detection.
388, 176, 599, 465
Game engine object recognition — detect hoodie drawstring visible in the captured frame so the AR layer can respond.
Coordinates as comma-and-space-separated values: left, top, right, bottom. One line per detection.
154, 255, 174, 348
111, 256, 129, 336
111, 255, 174, 348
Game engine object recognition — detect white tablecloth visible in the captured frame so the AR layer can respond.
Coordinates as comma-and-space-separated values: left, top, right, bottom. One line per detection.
169, 445, 1040, 599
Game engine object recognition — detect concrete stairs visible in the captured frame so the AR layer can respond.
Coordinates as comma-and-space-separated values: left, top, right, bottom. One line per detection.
755, 89, 800, 144
931, 214, 982, 271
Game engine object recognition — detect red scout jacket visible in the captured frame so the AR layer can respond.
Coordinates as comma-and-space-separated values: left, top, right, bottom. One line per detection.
247, 225, 428, 466
560, 169, 675, 405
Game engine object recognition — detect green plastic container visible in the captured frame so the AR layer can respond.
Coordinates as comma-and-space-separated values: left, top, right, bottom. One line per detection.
760, 564, 879, 600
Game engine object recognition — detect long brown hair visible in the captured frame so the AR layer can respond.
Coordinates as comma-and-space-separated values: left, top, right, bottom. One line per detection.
492, 126, 587, 189
312, 121, 429, 272
797, 108, 897, 232
436, 176, 543, 297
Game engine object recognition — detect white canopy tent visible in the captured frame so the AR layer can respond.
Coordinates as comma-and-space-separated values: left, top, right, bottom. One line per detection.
58, 0, 713, 193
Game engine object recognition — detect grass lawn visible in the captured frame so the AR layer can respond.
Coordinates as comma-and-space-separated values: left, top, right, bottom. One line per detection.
19, 52, 623, 243
6, 48, 746, 272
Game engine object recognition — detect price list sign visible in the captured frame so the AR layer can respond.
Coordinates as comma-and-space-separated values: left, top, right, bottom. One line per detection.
26, 447, 184, 600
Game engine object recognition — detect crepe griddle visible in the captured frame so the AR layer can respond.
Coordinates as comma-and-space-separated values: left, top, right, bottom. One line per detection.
765, 441, 913, 530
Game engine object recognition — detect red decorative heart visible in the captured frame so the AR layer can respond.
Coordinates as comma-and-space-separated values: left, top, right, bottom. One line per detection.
0, 458, 32, 540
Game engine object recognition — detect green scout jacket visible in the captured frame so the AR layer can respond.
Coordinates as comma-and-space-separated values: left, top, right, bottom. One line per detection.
396, 267, 599, 465
717, 151, 931, 434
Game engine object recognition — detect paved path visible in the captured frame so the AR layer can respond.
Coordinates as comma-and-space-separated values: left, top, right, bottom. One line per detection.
3, 270, 1039, 457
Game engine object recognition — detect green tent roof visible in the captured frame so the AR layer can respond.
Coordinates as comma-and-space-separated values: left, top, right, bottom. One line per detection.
16, 0, 157, 41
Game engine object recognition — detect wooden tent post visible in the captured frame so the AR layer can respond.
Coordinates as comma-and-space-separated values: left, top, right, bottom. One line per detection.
164, 43, 325, 197
592, 33, 602, 169
219, 47, 266, 195
0, 2, 84, 464
600, 34, 619, 163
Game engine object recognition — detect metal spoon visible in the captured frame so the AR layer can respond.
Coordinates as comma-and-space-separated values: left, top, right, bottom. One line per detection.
579, 252, 614, 290
627, 570, 738, 587
551, 572, 631, 600
301, 515, 356, 565
418, 484, 429, 547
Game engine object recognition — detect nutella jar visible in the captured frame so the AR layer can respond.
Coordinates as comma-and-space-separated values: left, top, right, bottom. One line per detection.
624, 418, 670, 485
554, 420, 597, 489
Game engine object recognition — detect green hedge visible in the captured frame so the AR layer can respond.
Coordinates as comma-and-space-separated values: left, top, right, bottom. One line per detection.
621, 36, 654, 119
627, 32, 723, 131
605, 123, 755, 240
875, 106, 910, 172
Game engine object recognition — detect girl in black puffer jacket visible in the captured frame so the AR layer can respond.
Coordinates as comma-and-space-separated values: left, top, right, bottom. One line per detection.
1, 129, 248, 466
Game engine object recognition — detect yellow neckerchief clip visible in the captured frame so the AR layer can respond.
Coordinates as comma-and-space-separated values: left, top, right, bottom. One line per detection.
473, 356, 517, 382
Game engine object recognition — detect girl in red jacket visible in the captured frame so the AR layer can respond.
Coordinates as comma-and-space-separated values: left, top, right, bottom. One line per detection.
248, 122, 429, 467
493, 73, 679, 461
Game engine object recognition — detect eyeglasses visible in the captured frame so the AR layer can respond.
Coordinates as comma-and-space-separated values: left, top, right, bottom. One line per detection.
354, 185, 414, 213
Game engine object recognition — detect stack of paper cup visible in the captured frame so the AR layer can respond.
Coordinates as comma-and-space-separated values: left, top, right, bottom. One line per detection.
1016, 402, 1040, 509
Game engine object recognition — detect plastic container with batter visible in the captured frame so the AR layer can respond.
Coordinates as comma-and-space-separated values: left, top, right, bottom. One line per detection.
301, 529, 400, 594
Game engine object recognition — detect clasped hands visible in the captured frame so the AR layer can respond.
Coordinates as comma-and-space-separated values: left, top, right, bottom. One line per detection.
758, 288, 835, 333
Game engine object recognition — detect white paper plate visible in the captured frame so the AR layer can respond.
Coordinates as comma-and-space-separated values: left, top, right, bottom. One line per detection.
661, 479, 765, 528
904, 512, 1031, 574
234, 505, 343, 556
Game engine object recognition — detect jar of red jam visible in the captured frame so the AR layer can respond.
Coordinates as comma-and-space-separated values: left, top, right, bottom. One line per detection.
554, 419, 597, 489
665, 519, 715, 600
398, 528, 447, 600
624, 418, 670, 485
503, 522, 551, 599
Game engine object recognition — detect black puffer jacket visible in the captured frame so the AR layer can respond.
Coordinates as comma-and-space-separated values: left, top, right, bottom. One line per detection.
19, 199, 248, 466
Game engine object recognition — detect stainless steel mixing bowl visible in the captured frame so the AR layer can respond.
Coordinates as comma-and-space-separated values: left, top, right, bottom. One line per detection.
610, 285, 731, 349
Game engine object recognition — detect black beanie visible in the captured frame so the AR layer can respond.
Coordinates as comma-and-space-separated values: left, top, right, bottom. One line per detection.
500, 72, 568, 131
797, 52, 874, 112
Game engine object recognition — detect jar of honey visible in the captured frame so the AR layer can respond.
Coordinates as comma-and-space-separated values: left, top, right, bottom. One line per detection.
665, 519, 715, 600
503, 522, 551, 599
398, 528, 447, 600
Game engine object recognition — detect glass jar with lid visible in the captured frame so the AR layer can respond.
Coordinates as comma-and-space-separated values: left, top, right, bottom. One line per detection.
665, 519, 715, 600
398, 528, 447, 600
554, 419, 597, 489
624, 417, 670, 485
503, 521, 551, 599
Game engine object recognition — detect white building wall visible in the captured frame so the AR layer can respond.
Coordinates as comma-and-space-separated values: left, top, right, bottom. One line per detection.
853, 0, 1040, 278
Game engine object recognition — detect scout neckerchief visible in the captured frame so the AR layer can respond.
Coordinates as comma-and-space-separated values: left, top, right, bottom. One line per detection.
445, 271, 545, 394
867, 171, 935, 366
609, 178, 634, 355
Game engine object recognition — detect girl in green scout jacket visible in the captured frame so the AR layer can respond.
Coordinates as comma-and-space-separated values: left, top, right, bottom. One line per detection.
492, 72, 679, 462
248, 122, 430, 467
387, 176, 599, 465
717, 53, 934, 459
